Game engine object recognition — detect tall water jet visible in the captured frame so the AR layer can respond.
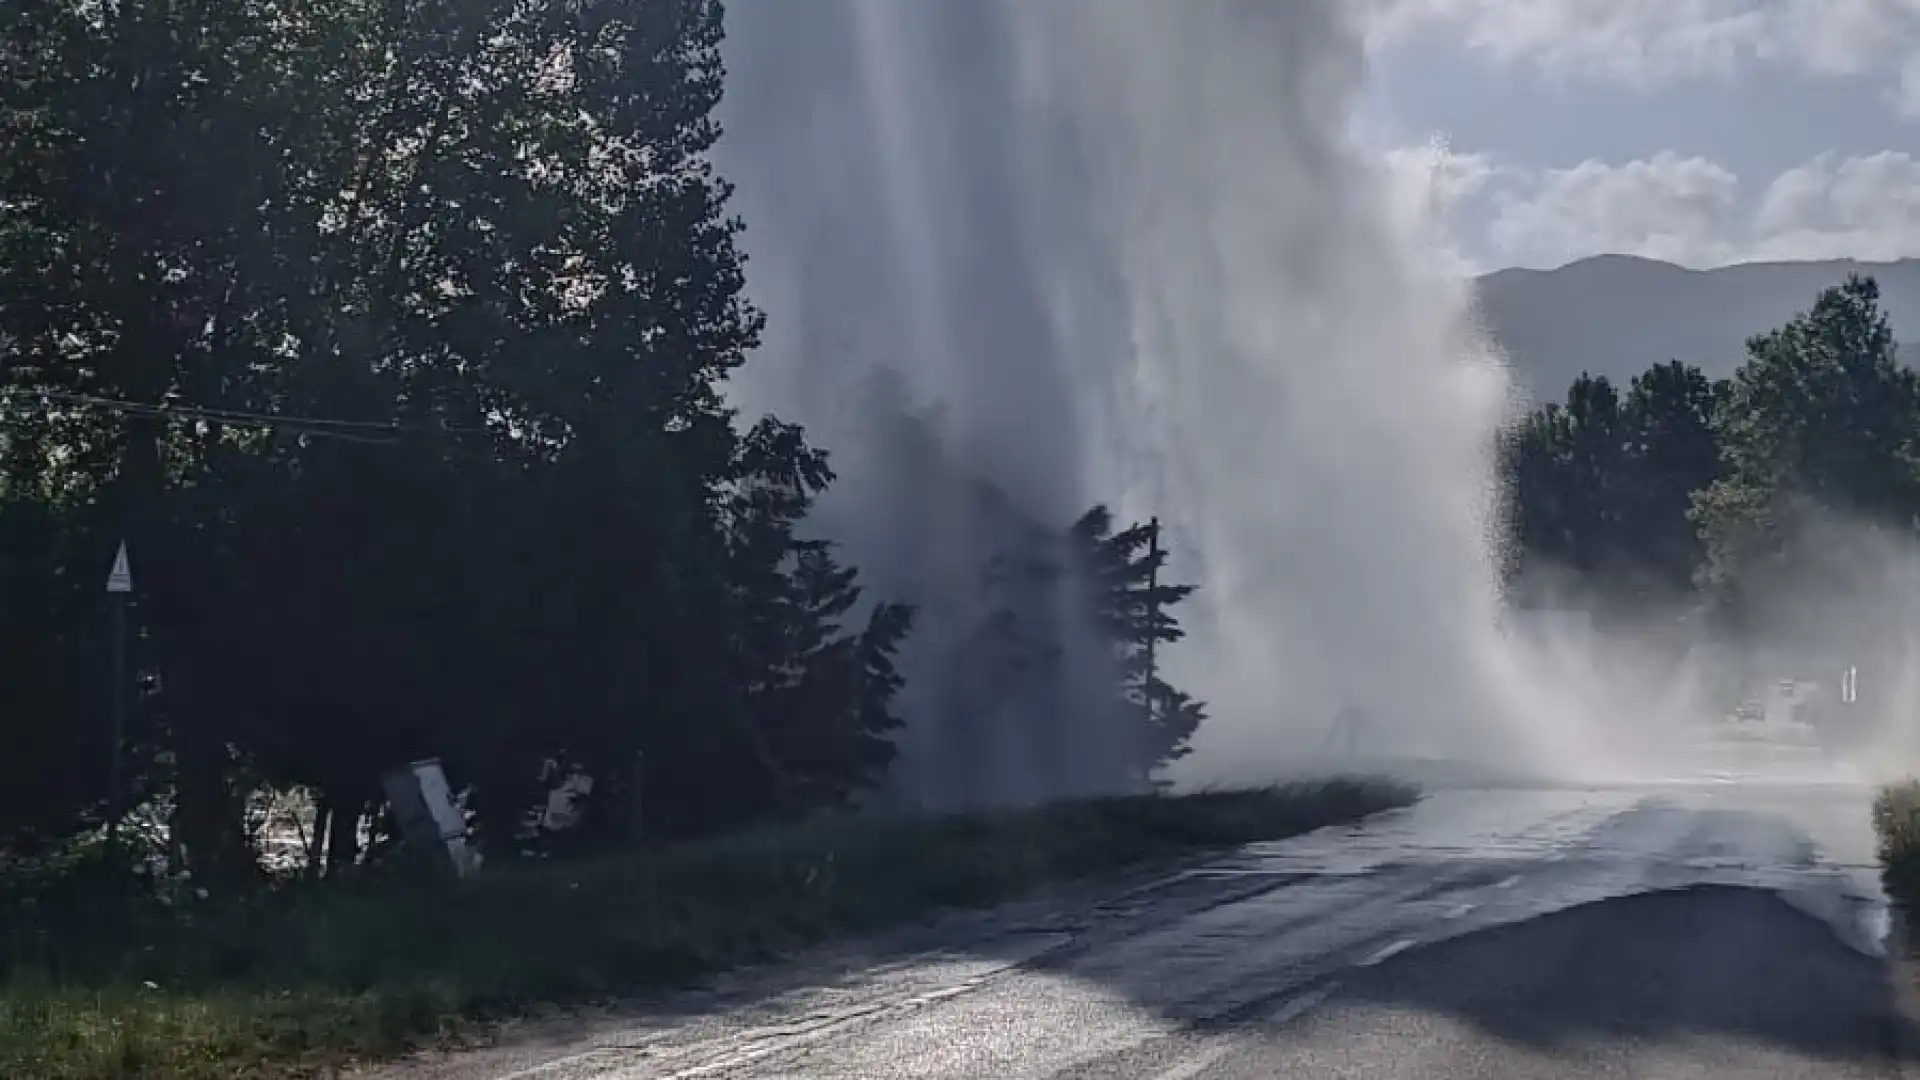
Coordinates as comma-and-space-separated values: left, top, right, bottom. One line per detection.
717, 0, 1617, 799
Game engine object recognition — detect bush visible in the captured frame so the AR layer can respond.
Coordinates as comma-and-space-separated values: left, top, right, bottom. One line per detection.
1874, 780, 1920, 903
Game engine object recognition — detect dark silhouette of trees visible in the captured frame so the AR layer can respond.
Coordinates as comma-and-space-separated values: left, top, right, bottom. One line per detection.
0, 0, 1209, 873
1503, 361, 1721, 607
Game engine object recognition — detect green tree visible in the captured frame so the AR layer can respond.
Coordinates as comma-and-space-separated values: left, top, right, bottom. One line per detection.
0, 406, 111, 846
1693, 275, 1920, 634
1503, 362, 1722, 606
1068, 507, 1205, 780
1618, 360, 1722, 593
705, 417, 915, 832
1503, 372, 1626, 584
0, 0, 914, 867
954, 505, 1206, 801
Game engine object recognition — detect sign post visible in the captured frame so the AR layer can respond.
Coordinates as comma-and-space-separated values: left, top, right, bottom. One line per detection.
105, 541, 132, 840
380, 758, 482, 879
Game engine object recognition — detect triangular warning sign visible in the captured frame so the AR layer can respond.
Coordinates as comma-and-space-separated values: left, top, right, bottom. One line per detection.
105, 541, 132, 593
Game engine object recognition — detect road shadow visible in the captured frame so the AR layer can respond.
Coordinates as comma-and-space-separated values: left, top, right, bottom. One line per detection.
1315, 883, 1919, 1065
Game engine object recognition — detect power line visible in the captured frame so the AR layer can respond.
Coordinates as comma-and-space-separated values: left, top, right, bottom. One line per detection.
0, 386, 498, 444
7, 389, 403, 444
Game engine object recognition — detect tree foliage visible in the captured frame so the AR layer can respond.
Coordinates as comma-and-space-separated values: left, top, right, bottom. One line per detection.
1068, 507, 1205, 778
1691, 277, 1920, 622
0, 0, 904, 859
920, 500, 1207, 807
0, 0, 1207, 870
1502, 274, 1920, 664
1503, 361, 1720, 605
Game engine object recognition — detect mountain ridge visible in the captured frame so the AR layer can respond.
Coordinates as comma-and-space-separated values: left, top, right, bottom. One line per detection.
1472, 254, 1920, 402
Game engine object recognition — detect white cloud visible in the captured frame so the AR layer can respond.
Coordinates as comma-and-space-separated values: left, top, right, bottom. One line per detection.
1486, 152, 1744, 267
1373, 0, 1920, 115
1439, 148, 1920, 268
1899, 54, 1920, 113
1750, 151, 1920, 259
1778, 0, 1920, 78
1371, 0, 1769, 83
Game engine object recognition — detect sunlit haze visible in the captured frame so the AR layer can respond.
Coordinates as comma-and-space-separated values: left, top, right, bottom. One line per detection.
718, 0, 1642, 797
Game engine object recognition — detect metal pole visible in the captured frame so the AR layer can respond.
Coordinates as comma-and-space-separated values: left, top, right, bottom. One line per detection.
1144, 517, 1160, 689
109, 591, 126, 831
105, 541, 132, 841
1140, 518, 1161, 793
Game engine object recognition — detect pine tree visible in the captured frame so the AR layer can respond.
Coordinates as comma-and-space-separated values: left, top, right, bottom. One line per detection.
713, 418, 914, 828
1068, 507, 1205, 781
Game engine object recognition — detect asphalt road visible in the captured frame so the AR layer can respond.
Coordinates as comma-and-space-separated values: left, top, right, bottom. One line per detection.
374, 774, 1913, 1080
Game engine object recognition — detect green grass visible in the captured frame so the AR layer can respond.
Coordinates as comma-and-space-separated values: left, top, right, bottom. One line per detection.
1, 778, 1415, 1079
1875, 780, 1920, 905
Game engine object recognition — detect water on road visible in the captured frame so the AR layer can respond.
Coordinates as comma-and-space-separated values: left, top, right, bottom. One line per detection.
374, 768, 1907, 1080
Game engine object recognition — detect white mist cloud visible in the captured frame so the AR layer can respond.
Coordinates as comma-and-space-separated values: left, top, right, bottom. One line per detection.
1422, 147, 1920, 268
1382, 139, 1503, 275
723, 0, 1635, 790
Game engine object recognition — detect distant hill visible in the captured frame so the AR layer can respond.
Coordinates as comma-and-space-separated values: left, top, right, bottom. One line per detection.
1472, 254, 1920, 404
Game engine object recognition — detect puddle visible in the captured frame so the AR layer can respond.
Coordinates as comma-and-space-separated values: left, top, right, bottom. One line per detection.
1216, 783, 1890, 962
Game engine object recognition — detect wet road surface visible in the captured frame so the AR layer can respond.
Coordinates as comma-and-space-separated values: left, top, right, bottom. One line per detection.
377, 777, 1913, 1079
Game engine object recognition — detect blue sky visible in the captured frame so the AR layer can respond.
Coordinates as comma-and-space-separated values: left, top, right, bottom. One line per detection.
1360, 0, 1920, 271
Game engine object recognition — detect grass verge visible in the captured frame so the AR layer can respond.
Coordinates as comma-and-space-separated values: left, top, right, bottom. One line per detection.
3, 778, 1414, 1079
1875, 780, 1920, 905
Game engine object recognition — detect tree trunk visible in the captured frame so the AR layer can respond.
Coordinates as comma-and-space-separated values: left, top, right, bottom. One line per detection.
170, 744, 251, 886
325, 793, 362, 874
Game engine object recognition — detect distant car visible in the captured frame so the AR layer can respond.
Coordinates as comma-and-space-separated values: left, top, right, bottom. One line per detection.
1734, 702, 1765, 722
